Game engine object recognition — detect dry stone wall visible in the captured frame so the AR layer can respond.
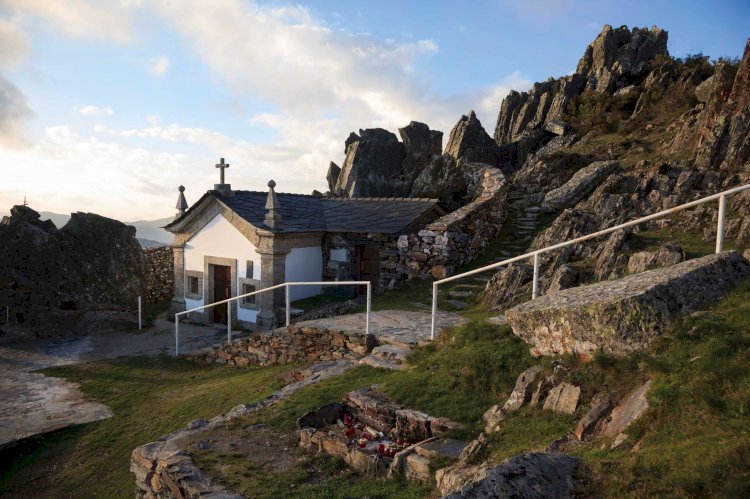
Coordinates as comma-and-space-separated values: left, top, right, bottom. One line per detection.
184, 325, 375, 366
397, 167, 507, 279
143, 246, 174, 304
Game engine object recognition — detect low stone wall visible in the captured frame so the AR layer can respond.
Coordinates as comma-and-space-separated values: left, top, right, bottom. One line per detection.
143, 246, 174, 304
184, 325, 375, 366
398, 168, 508, 279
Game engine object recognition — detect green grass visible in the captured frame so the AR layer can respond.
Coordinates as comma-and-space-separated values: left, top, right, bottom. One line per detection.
571, 277, 750, 497
5, 274, 750, 497
0, 356, 292, 498
193, 451, 433, 499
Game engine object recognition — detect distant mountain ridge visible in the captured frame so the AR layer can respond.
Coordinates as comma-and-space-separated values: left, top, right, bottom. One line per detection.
0, 210, 173, 246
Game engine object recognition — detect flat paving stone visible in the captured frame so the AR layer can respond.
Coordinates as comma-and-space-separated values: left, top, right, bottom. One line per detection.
294, 310, 466, 349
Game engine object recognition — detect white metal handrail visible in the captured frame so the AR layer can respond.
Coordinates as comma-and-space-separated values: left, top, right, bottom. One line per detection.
430, 182, 750, 339
174, 280, 372, 355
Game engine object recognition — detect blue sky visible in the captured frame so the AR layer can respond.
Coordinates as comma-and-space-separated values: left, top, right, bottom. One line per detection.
0, 0, 748, 220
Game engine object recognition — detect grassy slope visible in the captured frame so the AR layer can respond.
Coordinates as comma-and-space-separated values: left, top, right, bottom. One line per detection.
0, 357, 291, 498
3, 277, 749, 497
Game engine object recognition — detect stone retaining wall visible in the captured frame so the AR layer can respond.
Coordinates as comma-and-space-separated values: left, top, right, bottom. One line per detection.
143, 246, 174, 304
184, 325, 375, 366
398, 167, 508, 279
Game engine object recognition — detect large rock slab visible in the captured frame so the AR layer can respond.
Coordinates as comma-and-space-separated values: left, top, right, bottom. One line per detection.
541, 160, 618, 212
443, 452, 581, 498
506, 251, 750, 357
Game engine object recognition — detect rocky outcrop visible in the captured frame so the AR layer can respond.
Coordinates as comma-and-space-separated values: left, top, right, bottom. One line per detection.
511, 133, 581, 193
400, 121, 442, 183
494, 76, 583, 145
577, 25, 669, 93
0, 205, 145, 336
329, 122, 446, 198
506, 251, 750, 358
333, 128, 408, 197
541, 160, 619, 212
443, 452, 581, 499
444, 111, 501, 166
409, 154, 467, 210
674, 38, 750, 170
326, 161, 341, 192
494, 25, 668, 146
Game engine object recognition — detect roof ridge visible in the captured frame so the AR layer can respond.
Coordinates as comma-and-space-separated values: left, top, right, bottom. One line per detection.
324, 196, 439, 203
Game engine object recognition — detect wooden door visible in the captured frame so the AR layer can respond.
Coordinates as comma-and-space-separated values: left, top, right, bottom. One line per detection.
356, 245, 380, 293
213, 265, 231, 324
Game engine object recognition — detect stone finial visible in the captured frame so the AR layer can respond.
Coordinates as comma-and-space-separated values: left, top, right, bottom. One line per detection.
264, 179, 283, 229
175, 185, 188, 220
213, 157, 232, 195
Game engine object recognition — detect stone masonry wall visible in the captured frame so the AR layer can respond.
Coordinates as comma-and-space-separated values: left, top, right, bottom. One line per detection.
184, 324, 375, 366
398, 168, 508, 279
143, 246, 174, 304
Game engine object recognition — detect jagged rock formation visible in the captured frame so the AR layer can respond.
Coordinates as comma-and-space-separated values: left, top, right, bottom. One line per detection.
333, 128, 408, 197
443, 110, 500, 166
672, 38, 750, 170
0, 205, 146, 336
506, 251, 750, 358
326, 161, 341, 192
577, 25, 669, 93
494, 25, 669, 145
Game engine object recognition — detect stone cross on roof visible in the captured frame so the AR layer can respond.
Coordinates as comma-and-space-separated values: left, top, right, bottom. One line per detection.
213, 157, 232, 195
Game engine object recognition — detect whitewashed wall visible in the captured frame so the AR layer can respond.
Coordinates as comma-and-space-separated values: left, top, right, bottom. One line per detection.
184, 214, 261, 323
285, 246, 323, 301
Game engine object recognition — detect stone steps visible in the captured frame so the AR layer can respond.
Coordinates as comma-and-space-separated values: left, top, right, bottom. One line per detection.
448, 290, 476, 299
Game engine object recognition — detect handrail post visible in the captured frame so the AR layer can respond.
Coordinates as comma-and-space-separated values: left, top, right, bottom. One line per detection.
285, 284, 291, 327
366, 282, 371, 337
716, 194, 726, 254
430, 282, 438, 340
227, 301, 232, 344
532, 253, 540, 299
138, 296, 142, 330
175, 316, 180, 356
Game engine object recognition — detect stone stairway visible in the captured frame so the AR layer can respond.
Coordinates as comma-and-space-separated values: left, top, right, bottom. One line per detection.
493, 190, 544, 262
441, 189, 545, 308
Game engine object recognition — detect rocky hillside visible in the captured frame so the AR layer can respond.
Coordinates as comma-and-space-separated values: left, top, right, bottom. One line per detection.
0, 205, 146, 337
324, 25, 750, 311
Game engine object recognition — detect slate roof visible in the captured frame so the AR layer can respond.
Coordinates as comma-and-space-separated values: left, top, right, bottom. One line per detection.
165, 190, 442, 235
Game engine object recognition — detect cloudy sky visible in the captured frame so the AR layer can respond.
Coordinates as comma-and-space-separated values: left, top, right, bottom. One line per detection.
0, 0, 748, 221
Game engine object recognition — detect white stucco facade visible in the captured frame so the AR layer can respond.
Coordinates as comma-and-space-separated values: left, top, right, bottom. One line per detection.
285, 247, 323, 301
183, 214, 261, 322
182, 213, 322, 324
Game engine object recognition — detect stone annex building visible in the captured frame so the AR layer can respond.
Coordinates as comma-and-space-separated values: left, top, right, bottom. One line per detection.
165, 159, 448, 329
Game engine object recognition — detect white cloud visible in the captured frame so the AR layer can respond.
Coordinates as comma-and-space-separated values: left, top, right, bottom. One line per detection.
79, 105, 114, 116
0, 16, 30, 69
0, 0, 536, 219
3, 0, 137, 43
150, 56, 170, 76
0, 75, 32, 148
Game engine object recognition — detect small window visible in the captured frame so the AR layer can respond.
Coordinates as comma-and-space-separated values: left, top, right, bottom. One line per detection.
188, 276, 199, 295
242, 283, 257, 305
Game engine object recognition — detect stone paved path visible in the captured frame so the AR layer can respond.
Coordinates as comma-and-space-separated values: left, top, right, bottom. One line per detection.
0, 318, 232, 448
294, 310, 467, 349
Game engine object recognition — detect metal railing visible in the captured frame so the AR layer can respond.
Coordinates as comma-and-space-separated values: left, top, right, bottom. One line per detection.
430, 182, 750, 339
174, 280, 372, 355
